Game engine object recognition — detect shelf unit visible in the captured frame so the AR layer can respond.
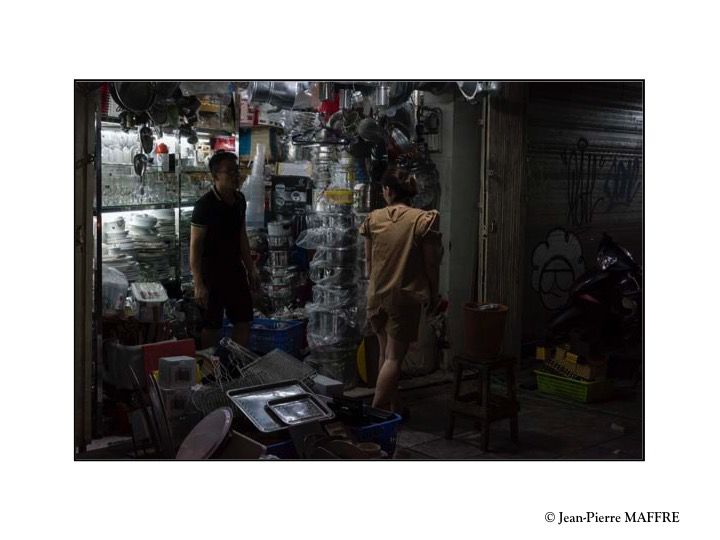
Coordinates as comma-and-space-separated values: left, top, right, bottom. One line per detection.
95, 121, 235, 288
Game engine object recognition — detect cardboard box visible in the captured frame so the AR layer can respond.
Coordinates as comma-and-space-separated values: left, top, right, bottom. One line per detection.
271, 175, 312, 216
277, 161, 313, 177
548, 357, 608, 381
238, 126, 281, 161
158, 356, 196, 389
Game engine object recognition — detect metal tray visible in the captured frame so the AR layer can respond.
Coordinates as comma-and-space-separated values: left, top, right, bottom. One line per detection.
227, 380, 333, 433
266, 393, 334, 426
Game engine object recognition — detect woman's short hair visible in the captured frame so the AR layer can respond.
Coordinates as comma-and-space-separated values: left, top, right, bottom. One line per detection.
381, 167, 418, 202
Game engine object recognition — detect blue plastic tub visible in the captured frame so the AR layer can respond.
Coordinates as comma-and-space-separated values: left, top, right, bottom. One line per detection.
264, 412, 402, 459
249, 318, 305, 357
221, 318, 305, 357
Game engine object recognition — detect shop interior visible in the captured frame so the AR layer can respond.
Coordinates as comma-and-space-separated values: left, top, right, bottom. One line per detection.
73, 80, 643, 460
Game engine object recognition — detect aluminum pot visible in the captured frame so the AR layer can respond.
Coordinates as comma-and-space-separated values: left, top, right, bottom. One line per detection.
246, 81, 308, 108
309, 264, 356, 285
266, 282, 293, 299
353, 183, 379, 213
310, 211, 354, 230
313, 285, 358, 306
308, 309, 355, 339
269, 249, 289, 267
315, 246, 357, 266
268, 220, 293, 237
268, 235, 290, 249
285, 142, 311, 162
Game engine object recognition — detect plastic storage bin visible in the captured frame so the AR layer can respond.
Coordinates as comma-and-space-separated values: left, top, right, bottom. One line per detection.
535, 370, 614, 403
248, 318, 305, 357
263, 412, 402, 459
130, 282, 168, 322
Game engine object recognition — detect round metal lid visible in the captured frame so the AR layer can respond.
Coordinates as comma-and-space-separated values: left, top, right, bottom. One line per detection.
176, 407, 233, 460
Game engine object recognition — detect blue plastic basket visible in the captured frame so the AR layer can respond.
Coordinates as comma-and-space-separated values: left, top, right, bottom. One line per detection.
264, 412, 402, 459
248, 318, 305, 357
353, 413, 402, 455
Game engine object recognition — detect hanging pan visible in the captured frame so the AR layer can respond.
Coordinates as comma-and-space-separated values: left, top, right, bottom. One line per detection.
110, 82, 157, 114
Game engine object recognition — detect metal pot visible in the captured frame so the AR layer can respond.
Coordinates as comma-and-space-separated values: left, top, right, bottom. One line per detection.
266, 283, 293, 300
390, 127, 413, 154
315, 246, 357, 266
268, 235, 290, 249
267, 220, 293, 237
308, 309, 354, 338
311, 211, 354, 230
285, 141, 310, 162
247, 81, 308, 108
313, 285, 358, 307
353, 183, 378, 213
269, 249, 289, 267
112, 82, 157, 114
309, 264, 356, 285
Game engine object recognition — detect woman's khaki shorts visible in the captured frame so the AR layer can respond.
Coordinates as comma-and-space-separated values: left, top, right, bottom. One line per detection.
368, 301, 423, 343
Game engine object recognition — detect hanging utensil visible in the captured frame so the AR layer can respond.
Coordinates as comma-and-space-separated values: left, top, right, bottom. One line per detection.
389, 126, 413, 155
111, 81, 157, 114
140, 126, 154, 154
357, 117, 384, 145
133, 153, 148, 176
148, 102, 169, 125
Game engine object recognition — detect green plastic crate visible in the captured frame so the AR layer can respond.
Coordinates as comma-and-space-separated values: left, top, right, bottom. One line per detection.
534, 370, 614, 403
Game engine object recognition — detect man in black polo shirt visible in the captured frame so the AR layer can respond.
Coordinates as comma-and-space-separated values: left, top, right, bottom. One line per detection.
190, 152, 260, 348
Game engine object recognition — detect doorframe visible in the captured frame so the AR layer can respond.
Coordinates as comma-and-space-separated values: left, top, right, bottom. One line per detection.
477, 94, 490, 303
74, 84, 98, 452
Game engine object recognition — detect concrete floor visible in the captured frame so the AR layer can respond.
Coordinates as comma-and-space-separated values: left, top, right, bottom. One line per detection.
78, 368, 642, 460
392, 371, 643, 460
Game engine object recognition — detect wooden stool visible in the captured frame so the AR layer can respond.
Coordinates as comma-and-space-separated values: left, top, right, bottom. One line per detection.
445, 355, 519, 451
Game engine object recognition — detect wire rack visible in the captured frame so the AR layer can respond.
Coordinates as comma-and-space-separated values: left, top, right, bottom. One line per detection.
190, 341, 317, 415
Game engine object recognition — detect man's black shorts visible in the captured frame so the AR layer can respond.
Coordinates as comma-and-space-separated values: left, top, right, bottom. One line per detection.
202, 271, 253, 329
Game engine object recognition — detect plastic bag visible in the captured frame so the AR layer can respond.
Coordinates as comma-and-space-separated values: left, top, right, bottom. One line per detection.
306, 212, 355, 230
311, 246, 358, 267
102, 266, 129, 316
306, 304, 360, 349
308, 261, 359, 286
312, 284, 358, 308
296, 227, 357, 249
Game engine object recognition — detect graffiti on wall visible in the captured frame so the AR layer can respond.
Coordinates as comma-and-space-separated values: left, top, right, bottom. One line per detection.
604, 156, 641, 211
531, 228, 586, 310
561, 138, 605, 227
560, 138, 642, 226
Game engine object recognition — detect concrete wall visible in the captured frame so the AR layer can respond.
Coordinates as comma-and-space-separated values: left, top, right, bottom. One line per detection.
424, 93, 483, 365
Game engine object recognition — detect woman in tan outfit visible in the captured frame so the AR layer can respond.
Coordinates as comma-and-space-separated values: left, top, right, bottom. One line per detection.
359, 167, 443, 413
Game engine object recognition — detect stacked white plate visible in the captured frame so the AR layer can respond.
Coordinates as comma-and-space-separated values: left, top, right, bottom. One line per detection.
127, 213, 173, 281
102, 217, 141, 281
103, 250, 141, 281
156, 218, 176, 241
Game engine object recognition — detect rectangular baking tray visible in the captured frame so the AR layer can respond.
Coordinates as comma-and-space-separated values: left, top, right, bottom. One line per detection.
227, 380, 333, 433
266, 393, 334, 426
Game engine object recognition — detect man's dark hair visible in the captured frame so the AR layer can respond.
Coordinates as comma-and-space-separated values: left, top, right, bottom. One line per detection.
208, 151, 238, 176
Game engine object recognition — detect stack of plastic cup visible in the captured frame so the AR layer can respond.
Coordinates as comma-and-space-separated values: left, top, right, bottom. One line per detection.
243, 143, 267, 229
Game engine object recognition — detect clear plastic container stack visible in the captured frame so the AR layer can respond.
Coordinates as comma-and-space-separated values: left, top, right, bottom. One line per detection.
298, 182, 361, 389
264, 220, 296, 313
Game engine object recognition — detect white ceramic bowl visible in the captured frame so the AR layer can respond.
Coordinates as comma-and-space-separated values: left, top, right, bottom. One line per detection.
104, 219, 125, 233
131, 214, 157, 228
